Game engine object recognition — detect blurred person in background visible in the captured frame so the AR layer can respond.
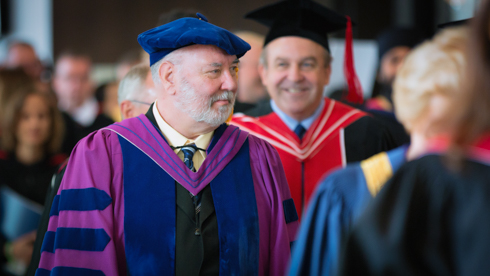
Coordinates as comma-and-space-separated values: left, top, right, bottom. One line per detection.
290, 26, 468, 276
52, 51, 113, 155
0, 88, 66, 275
5, 41, 44, 82
330, 27, 423, 147
95, 49, 143, 122
118, 63, 156, 120
4, 41, 51, 94
337, 4, 490, 272
115, 50, 143, 81
233, 31, 268, 113
0, 69, 35, 136
365, 27, 423, 112
361, 28, 426, 151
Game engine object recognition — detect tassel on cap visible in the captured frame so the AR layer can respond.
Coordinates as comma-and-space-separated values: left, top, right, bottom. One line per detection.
343, 16, 363, 104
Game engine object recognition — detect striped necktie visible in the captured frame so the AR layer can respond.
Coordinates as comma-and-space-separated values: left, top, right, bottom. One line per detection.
181, 144, 202, 235
181, 144, 197, 172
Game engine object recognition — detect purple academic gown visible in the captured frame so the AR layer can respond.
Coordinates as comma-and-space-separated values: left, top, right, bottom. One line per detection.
36, 114, 298, 276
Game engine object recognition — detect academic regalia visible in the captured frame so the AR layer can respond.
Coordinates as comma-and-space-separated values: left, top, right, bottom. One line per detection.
288, 145, 407, 276
236, 0, 398, 216
245, 0, 364, 105
338, 134, 490, 276
365, 109, 410, 147
232, 98, 396, 216
330, 90, 409, 147
37, 111, 298, 276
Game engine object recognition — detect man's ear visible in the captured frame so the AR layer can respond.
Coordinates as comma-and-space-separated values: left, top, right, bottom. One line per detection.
323, 64, 332, 86
120, 100, 133, 120
258, 63, 268, 87
159, 62, 176, 95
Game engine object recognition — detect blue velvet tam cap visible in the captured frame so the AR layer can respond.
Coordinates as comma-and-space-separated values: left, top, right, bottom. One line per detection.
138, 13, 251, 66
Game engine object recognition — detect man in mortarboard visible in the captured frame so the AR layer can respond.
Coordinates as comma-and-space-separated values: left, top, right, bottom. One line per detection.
232, 0, 396, 217
36, 14, 298, 276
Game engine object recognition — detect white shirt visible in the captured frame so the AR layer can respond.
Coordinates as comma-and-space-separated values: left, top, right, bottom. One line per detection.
152, 101, 213, 171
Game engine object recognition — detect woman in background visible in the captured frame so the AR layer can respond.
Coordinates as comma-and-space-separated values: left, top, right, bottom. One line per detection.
289, 25, 467, 276
0, 88, 66, 275
339, 1, 490, 275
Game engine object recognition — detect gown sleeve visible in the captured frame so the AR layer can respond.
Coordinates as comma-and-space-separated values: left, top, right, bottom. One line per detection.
338, 155, 463, 276
248, 135, 299, 276
36, 130, 126, 276
288, 164, 372, 276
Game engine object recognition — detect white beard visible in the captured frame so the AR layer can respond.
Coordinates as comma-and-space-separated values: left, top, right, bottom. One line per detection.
174, 77, 235, 127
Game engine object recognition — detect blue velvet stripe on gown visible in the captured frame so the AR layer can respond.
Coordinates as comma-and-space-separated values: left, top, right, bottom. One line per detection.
120, 136, 176, 276
211, 139, 259, 275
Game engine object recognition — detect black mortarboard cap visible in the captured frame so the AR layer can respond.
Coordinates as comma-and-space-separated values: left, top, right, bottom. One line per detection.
376, 27, 425, 62
245, 0, 350, 52
246, 0, 364, 104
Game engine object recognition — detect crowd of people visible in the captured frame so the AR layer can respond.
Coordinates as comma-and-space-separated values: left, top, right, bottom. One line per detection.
0, 0, 488, 275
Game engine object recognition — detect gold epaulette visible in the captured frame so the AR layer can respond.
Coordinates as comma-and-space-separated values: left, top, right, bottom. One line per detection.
360, 151, 393, 196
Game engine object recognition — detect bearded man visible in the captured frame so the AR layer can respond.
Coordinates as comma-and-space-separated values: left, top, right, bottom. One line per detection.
36, 14, 298, 276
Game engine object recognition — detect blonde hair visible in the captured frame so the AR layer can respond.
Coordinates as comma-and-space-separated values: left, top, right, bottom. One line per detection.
393, 26, 468, 133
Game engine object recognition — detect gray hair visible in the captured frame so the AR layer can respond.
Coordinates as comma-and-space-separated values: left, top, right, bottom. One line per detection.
259, 44, 333, 69
118, 63, 154, 104
150, 50, 184, 85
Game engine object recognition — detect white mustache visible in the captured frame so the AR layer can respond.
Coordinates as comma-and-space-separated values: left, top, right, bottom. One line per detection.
210, 91, 234, 104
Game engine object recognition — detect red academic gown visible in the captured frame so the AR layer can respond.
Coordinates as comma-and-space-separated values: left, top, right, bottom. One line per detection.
232, 98, 394, 216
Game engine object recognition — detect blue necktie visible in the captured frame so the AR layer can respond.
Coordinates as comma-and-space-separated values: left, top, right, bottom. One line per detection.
180, 144, 202, 235
181, 144, 197, 172
294, 124, 306, 140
